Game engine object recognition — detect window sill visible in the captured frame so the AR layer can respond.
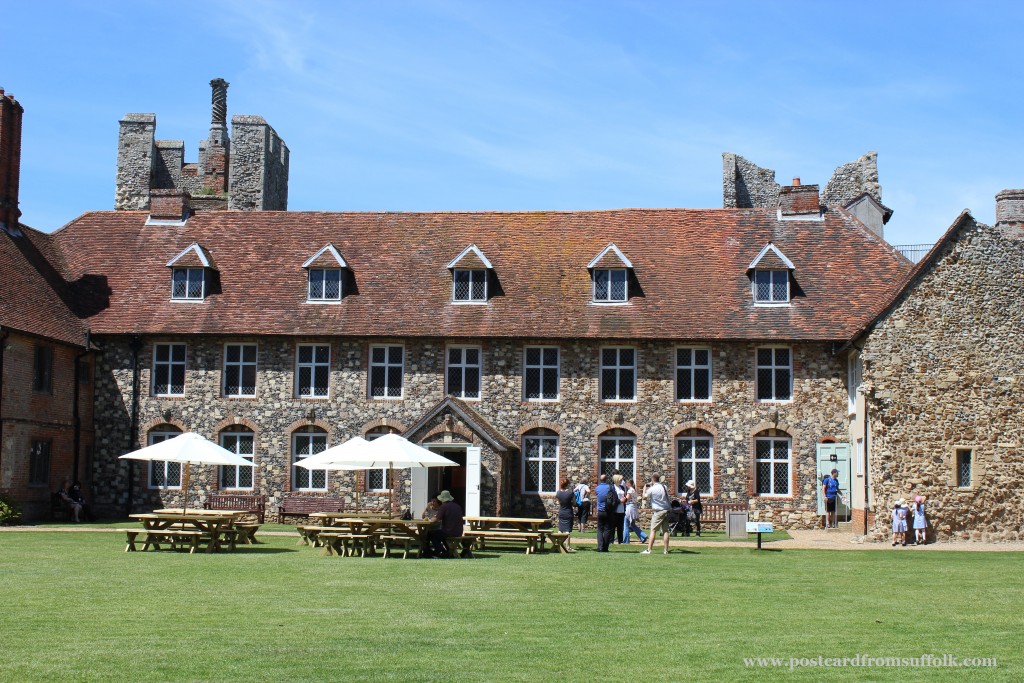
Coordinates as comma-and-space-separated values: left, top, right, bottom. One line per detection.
153, 394, 187, 399
590, 300, 630, 306
677, 399, 713, 404
368, 396, 404, 401
169, 299, 206, 304
752, 302, 791, 307
756, 399, 793, 404
296, 395, 331, 401
305, 299, 342, 305
450, 300, 488, 305
524, 398, 561, 403
148, 486, 182, 491
223, 395, 259, 400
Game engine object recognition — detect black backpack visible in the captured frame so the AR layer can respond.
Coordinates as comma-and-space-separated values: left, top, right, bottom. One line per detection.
605, 484, 620, 511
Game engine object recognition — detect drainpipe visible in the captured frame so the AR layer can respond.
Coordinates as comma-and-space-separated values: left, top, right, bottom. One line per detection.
0, 327, 7, 480
126, 335, 143, 516
72, 330, 91, 483
863, 399, 870, 536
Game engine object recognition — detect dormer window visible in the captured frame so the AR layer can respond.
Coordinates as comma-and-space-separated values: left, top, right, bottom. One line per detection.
447, 244, 493, 304
588, 243, 633, 304
166, 243, 215, 302
748, 243, 794, 306
302, 244, 348, 303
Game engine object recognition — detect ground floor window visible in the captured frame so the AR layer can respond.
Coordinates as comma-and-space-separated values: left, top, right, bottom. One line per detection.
292, 427, 327, 491
365, 426, 399, 491
599, 431, 635, 481
523, 430, 558, 493
755, 431, 791, 496
29, 440, 52, 485
956, 448, 972, 488
220, 428, 255, 489
148, 428, 182, 488
676, 432, 713, 495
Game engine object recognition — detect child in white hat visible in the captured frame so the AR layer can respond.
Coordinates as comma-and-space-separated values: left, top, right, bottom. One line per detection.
891, 499, 908, 546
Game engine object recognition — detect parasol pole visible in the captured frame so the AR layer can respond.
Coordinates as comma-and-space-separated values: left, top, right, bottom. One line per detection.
182, 462, 191, 515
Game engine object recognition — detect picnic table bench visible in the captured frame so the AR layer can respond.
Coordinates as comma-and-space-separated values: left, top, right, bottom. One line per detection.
317, 531, 374, 557
204, 494, 267, 523
117, 528, 208, 554
277, 496, 347, 523
465, 530, 542, 554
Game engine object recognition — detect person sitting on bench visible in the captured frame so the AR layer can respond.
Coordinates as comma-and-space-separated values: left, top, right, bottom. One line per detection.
427, 490, 464, 558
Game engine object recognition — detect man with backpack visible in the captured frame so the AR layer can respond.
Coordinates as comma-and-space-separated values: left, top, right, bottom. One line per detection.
594, 474, 616, 552
574, 480, 591, 532
641, 473, 673, 555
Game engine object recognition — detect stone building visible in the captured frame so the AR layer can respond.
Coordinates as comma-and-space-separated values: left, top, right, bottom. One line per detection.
0, 90, 95, 520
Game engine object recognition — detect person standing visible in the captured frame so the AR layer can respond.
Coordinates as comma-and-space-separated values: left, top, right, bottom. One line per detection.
612, 474, 626, 543
622, 478, 647, 544
555, 478, 577, 552
641, 473, 672, 555
683, 480, 702, 537
822, 468, 841, 528
594, 474, 615, 552
574, 480, 591, 532
911, 495, 927, 545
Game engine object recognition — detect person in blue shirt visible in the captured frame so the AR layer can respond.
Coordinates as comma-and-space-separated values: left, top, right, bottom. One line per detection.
822, 469, 841, 528
594, 474, 615, 552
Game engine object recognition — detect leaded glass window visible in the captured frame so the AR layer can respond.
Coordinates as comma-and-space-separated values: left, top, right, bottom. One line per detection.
296, 344, 330, 397
601, 347, 636, 401
523, 432, 558, 494
599, 435, 635, 481
171, 267, 205, 300
524, 346, 559, 401
293, 428, 327, 491
220, 428, 255, 489
593, 268, 628, 303
676, 348, 711, 401
224, 344, 257, 397
956, 449, 972, 488
153, 343, 186, 396
365, 427, 398, 491
308, 268, 342, 301
148, 428, 182, 488
677, 434, 713, 495
755, 435, 790, 496
447, 346, 481, 399
370, 345, 404, 398
756, 347, 792, 401
453, 269, 487, 302
753, 269, 789, 304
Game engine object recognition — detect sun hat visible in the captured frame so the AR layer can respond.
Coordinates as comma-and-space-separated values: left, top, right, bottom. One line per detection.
914, 495, 924, 503
685, 480, 696, 488
437, 490, 454, 502
896, 498, 905, 506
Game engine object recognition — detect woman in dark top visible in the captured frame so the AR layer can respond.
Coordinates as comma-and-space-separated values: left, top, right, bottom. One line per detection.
684, 479, 702, 537
555, 478, 577, 552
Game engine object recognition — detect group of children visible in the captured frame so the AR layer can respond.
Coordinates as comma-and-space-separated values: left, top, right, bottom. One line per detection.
891, 496, 928, 546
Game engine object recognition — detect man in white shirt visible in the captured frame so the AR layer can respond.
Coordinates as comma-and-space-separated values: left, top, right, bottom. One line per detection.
641, 473, 672, 555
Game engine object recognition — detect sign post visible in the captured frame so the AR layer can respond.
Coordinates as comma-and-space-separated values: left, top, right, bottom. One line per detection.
746, 521, 774, 549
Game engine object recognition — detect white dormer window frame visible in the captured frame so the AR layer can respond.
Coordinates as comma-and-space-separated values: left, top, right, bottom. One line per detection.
748, 243, 794, 306
447, 245, 493, 304
303, 244, 348, 304
167, 243, 213, 302
588, 243, 633, 304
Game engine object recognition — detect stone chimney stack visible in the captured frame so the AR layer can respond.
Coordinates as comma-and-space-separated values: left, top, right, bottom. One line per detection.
0, 88, 25, 233
995, 190, 1024, 225
200, 78, 230, 195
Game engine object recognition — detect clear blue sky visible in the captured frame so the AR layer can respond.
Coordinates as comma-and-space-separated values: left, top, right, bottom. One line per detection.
6, 1, 1023, 245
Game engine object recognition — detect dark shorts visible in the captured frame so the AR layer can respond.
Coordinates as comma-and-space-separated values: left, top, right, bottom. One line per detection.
825, 497, 837, 512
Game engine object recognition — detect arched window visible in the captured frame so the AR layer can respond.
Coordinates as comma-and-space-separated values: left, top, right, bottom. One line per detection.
676, 429, 713, 495
147, 425, 183, 489
365, 425, 400, 491
220, 426, 255, 489
598, 428, 635, 481
522, 428, 559, 494
292, 426, 327, 491
755, 429, 791, 496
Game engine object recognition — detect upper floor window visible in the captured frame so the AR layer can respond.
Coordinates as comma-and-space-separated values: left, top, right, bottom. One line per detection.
447, 346, 481, 399
29, 440, 52, 485
753, 270, 789, 304
599, 431, 635, 481
153, 343, 186, 396
756, 347, 792, 402
370, 345, 404, 398
172, 267, 206, 300
601, 347, 636, 401
593, 269, 628, 303
755, 431, 791, 496
848, 353, 863, 416
224, 344, 257, 397
676, 348, 711, 401
956, 448, 973, 488
524, 346, 559, 401
676, 431, 713, 495
523, 429, 559, 494
296, 344, 330, 398
453, 269, 487, 302
220, 427, 255, 490
308, 269, 342, 301
292, 427, 327, 491
32, 345, 53, 393
148, 427, 183, 489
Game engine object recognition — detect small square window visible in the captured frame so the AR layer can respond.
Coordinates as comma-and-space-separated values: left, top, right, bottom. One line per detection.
753, 270, 789, 304
172, 267, 206, 300
308, 269, 342, 301
453, 269, 487, 302
593, 269, 628, 303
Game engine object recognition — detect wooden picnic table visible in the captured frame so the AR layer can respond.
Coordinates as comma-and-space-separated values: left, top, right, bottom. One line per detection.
308, 511, 393, 525
128, 512, 240, 553
463, 516, 571, 554
315, 518, 434, 558
465, 516, 550, 532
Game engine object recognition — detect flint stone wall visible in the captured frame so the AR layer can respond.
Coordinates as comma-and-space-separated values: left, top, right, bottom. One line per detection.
91, 336, 849, 527
862, 217, 1024, 541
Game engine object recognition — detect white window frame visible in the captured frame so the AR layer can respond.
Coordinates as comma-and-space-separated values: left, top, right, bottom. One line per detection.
756, 346, 793, 402
676, 347, 712, 402
755, 435, 792, 497
848, 353, 863, 416
452, 268, 488, 303
522, 433, 559, 494
153, 343, 186, 397
292, 429, 328, 491
223, 343, 258, 397
171, 267, 206, 301
295, 344, 331, 398
369, 344, 404, 399
676, 434, 714, 495
307, 268, 342, 302
752, 269, 790, 305
598, 435, 636, 481
523, 346, 560, 402
592, 268, 628, 303
446, 345, 482, 400
600, 346, 636, 402
147, 429, 183, 489
220, 430, 255, 490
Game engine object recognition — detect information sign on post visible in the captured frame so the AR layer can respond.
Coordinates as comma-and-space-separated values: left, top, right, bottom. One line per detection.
746, 521, 774, 549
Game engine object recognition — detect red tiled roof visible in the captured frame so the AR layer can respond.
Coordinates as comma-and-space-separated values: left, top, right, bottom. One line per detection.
49, 207, 912, 341
0, 226, 89, 346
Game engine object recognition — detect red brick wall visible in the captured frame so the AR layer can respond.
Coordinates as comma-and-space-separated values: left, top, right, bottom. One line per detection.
0, 90, 24, 230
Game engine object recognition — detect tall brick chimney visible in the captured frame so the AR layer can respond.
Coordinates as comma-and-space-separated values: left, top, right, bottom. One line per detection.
0, 88, 24, 233
201, 78, 230, 195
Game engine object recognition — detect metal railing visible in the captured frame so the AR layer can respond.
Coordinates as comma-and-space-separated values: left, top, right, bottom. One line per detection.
894, 244, 932, 263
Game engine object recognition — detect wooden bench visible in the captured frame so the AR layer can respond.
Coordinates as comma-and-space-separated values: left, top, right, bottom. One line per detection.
141, 529, 205, 554
672, 502, 747, 534
277, 496, 347, 524
318, 532, 374, 558
204, 494, 267, 523
545, 532, 572, 554
444, 536, 474, 559
52, 492, 72, 521
379, 534, 418, 559
117, 528, 146, 552
234, 523, 261, 544
465, 530, 542, 554
296, 525, 336, 546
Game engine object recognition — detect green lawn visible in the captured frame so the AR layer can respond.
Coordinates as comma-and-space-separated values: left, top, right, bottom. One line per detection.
0, 531, 1016, 682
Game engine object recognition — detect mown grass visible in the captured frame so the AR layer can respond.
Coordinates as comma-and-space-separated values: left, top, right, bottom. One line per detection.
0, 531, 1017, 682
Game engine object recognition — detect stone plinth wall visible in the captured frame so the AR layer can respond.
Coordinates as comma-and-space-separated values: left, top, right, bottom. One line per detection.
91, 336, 849, 527
863, 217, 1024, 541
